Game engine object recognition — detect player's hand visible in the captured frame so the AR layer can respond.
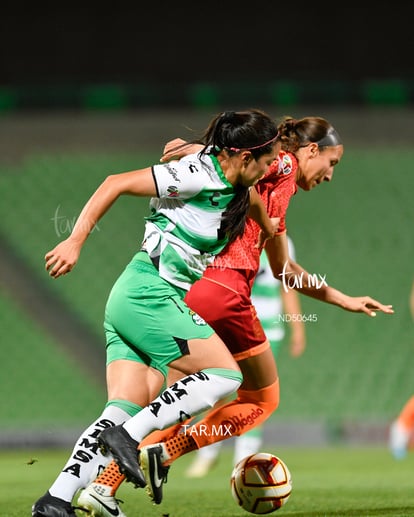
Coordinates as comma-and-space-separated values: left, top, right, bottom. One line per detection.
256, 217, 280, 249
45, 238, 82, 278
343, 296, 394, 317
160, 138, 202, 162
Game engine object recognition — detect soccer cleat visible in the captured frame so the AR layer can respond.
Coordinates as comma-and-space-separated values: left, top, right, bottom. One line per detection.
98, 425, 146, 488
32, 491, 83, 517
77, 483, 127, 517
389, 420, 410, 460
139, 444, 170, 505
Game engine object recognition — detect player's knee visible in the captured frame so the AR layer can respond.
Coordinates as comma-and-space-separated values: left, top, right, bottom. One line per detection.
237, 378, 280, 415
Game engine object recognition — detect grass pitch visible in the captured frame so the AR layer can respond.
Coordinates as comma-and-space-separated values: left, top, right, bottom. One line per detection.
1, 445, 414, 516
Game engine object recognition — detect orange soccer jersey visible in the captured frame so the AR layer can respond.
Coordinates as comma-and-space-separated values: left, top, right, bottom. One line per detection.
184, 151, 298, 357
212, 150, 298, 273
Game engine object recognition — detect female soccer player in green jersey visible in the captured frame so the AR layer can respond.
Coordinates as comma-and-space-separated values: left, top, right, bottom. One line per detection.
32, 109, 280, 517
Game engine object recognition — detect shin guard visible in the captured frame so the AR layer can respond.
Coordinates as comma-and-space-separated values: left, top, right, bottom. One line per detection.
190, 379, 279, 450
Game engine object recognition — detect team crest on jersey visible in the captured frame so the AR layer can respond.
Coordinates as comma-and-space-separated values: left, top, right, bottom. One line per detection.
167, 185, 179, 197
189, 310, 207, 326
278, 152, 293, 175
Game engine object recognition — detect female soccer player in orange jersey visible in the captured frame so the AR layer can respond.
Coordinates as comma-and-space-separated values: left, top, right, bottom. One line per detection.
78, 116, 393, 511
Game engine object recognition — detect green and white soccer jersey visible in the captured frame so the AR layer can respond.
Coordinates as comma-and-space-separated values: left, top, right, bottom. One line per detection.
143, 152, 237, 291
251, 237, 296, 350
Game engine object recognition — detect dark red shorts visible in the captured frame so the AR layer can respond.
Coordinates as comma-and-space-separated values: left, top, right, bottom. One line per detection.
184, 267, 268, 360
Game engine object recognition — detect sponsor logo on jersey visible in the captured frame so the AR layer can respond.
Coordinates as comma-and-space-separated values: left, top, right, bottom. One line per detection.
165, 163, 181, 182
167, 185, 179, 197
278, 152, 293, 175
189, 309, 207, 325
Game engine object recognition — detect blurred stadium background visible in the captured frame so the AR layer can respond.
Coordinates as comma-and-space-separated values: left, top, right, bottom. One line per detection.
0, 5, 413, 449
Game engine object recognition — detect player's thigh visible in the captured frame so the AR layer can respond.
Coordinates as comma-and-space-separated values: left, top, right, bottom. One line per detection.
106, 360, 164, 406
169, 332, 240, 376
167, 366, 184, 385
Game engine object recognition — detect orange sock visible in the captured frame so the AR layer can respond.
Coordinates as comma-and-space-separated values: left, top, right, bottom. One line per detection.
159, 379, 279, 463
398, 395, 414, 431
190, 380, 279, 449
94, 460, 125, 494
162, 433, 197, 465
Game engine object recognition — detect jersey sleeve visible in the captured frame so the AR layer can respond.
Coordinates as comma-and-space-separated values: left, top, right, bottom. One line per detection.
266, 152, 298, 235
152, 154, 207, 199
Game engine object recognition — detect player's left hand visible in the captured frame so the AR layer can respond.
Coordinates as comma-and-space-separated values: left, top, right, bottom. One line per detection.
160, 138, 202, 162
45, 237, 82, 279
344, 296, 394, 317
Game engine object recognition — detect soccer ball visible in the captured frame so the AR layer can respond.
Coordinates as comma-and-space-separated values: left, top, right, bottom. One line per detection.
230, 452, 292, 514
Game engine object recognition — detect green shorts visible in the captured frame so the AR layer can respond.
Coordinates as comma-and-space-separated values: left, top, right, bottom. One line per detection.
104, 252, 214, 378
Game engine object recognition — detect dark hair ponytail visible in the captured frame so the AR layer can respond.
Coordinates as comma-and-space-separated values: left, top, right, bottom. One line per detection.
219, 184, 251, 244
201, 109, 278, 159
168, 109, 278, 245
203, 109, 278, 244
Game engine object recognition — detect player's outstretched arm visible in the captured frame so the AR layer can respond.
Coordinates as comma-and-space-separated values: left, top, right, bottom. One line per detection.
45, 167, 156, 279
265, 232, 394, 318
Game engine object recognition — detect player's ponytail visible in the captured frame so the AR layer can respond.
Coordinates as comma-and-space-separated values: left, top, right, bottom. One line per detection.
201, 109, 278, 244
277, 116, 342, 153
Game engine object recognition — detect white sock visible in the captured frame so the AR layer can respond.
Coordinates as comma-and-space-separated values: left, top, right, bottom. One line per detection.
123, 369, 242, 442
233, 435, 263, 465
49, 405, 131, 502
